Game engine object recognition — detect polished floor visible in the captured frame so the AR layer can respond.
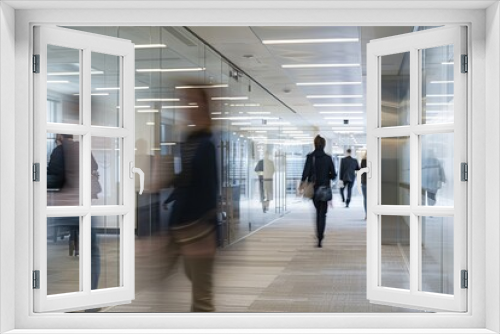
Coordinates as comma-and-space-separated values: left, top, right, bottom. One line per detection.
104, 195, 419, 313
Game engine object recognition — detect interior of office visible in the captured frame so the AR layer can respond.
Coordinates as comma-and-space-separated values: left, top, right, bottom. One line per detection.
43, 25, 455, 313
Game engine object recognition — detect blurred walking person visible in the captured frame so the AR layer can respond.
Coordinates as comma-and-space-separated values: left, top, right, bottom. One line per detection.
254, 151, 275, 213
164, 87, 218, 312
300, 135, 336, 248
339, 148, 360, 208
360, 151, 368, 219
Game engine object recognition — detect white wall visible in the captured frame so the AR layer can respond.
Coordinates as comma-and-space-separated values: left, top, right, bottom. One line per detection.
0, 2, 16, 333
485, 3, 500, 333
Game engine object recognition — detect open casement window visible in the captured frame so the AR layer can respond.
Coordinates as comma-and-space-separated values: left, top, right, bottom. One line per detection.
365, 26, 467, 312
33, 26, 138, 312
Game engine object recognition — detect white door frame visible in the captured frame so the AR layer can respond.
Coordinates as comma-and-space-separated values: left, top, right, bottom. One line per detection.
3, 3, 495, 333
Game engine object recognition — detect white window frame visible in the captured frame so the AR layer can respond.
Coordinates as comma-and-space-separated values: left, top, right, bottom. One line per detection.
1, 2, 498, 333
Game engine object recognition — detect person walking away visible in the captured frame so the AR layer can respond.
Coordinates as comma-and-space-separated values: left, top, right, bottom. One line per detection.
339, 148, 360, 208
421, 149, 446, 206
360, 151, 367, 219
254, 151, 275, 213
300, 135, 337, 248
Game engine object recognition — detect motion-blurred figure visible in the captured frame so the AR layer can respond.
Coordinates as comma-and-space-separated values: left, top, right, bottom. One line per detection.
422, 149, 446, 206
254, 151, 275, 213
339, 148, 360, 208
164, 88, 218, 312
360, 151, 368, 219
300, 135, 336, 248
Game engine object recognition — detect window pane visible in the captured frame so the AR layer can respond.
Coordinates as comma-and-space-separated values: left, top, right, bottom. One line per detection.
421, 45, 454, 124
381, 215, 410, 290
421, 216, 454, 295
421, 133, 453, 206
47, 133, 81, 206
91, 52, 121, 127
46, 45, 80, 124
91, 137, 121, 205
47, 217, 80, 295
380, 52, 410, 127
381, 137, 410, 205
91, 216, 121, 290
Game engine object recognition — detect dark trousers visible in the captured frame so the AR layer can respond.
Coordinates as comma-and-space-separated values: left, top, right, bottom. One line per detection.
361, 184, 367, 214
313, 198, 328, 241
340, 181, 354, 205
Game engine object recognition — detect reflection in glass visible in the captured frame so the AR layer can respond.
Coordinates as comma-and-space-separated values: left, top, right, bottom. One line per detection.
421, 216, 454, 295
380, 215, 410, 290
47, 45, 80, 124
91, 52, 121, 127
421, 133, 453, 206
380, 52, 410, 127
422, 45, 454, 124
91, 137, 121, 205
47, 217, 80, 295
47, 133, 81, 206
381, 137, 410, 205
92, 216, 120, 290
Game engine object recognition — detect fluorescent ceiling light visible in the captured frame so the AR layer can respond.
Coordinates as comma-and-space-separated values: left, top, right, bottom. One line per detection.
307, 95, 363, 99
283, 131, 303, 133
160, 142, 176, 146
254, 131, 268, 133
146, 122, 155, 126
266, 121, 291, 125
262, 38, 359, 44
135, 44, 167, 49
426, 94, 454, 97
320, 111, 363, 114
231, 122, 252, 126
240, 127, 280, 131
229, 103, 260, 107
296, 81, 361, 86
441, 62, 454, 65
247, 111, 271, 115
188, 124, 196, 127
211, 112, 222, 115
136, 67, 205, 73
47, 80, 69, 83
161, 105, 198, 109
282, 63, 360, 69
73, 93, 109, 96
314, 103, 363, 107
211, 96, 248, 101
48, 70, 103, 76
175, 84, 228, 89
94, 86, 150, 90
135, 105, 151, 108
430, 81, 454, 84
335, 131, 364, 133
426, 103, 453, 106
137, 98, 180, 102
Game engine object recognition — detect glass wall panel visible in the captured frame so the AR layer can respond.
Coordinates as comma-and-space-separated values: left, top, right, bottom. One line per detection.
91, 137, 121, 206
47, 133, 81, 206
420, 216, 454, 295
46, 45, 80, 124
421, 45, 454, 124
421, 133, 453, 206
381, 137, 410, 205
91, 52, 121, 127
92, 216, 121, 290
380, 215, 410, 290
380, 52, 410, 127
47, 216, 80, 295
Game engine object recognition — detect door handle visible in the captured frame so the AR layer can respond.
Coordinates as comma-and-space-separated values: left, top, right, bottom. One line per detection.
129, 161, 144, 195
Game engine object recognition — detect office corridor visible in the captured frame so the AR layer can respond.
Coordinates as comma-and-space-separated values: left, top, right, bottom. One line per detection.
107, 197, 418, 313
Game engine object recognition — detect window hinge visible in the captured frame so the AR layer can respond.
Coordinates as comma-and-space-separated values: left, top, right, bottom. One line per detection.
461, 270, 468, 289
33, 163, 40, 182
461, 163, 468, 181
33, 270, 40, 289
33, 54, 40, 73
461, 54, 468, 73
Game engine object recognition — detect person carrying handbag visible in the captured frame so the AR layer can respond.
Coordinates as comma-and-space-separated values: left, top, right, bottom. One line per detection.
299, 135, 337, 248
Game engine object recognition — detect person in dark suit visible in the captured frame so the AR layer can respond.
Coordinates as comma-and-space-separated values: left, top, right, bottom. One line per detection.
339, 148, 360, 208
300, 135, 337, 248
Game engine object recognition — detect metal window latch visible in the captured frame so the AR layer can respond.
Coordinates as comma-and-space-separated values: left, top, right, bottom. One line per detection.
461, 163, 468, 181
461, 270, 468, 289
129, 162, 144, 194
33, 163, 40, 182
461, 54, 468, 74
33, 270, 40, 289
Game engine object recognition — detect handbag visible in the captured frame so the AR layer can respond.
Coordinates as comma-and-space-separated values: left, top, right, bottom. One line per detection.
302, 181, 315, 199
315, 185, 333, 202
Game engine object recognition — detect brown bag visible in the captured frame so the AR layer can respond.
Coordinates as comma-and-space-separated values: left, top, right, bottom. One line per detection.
302, 181, 315, 199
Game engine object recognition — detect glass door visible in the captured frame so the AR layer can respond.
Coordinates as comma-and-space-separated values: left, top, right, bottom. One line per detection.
366, 26, 467, 312
33, 26, 136, 312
